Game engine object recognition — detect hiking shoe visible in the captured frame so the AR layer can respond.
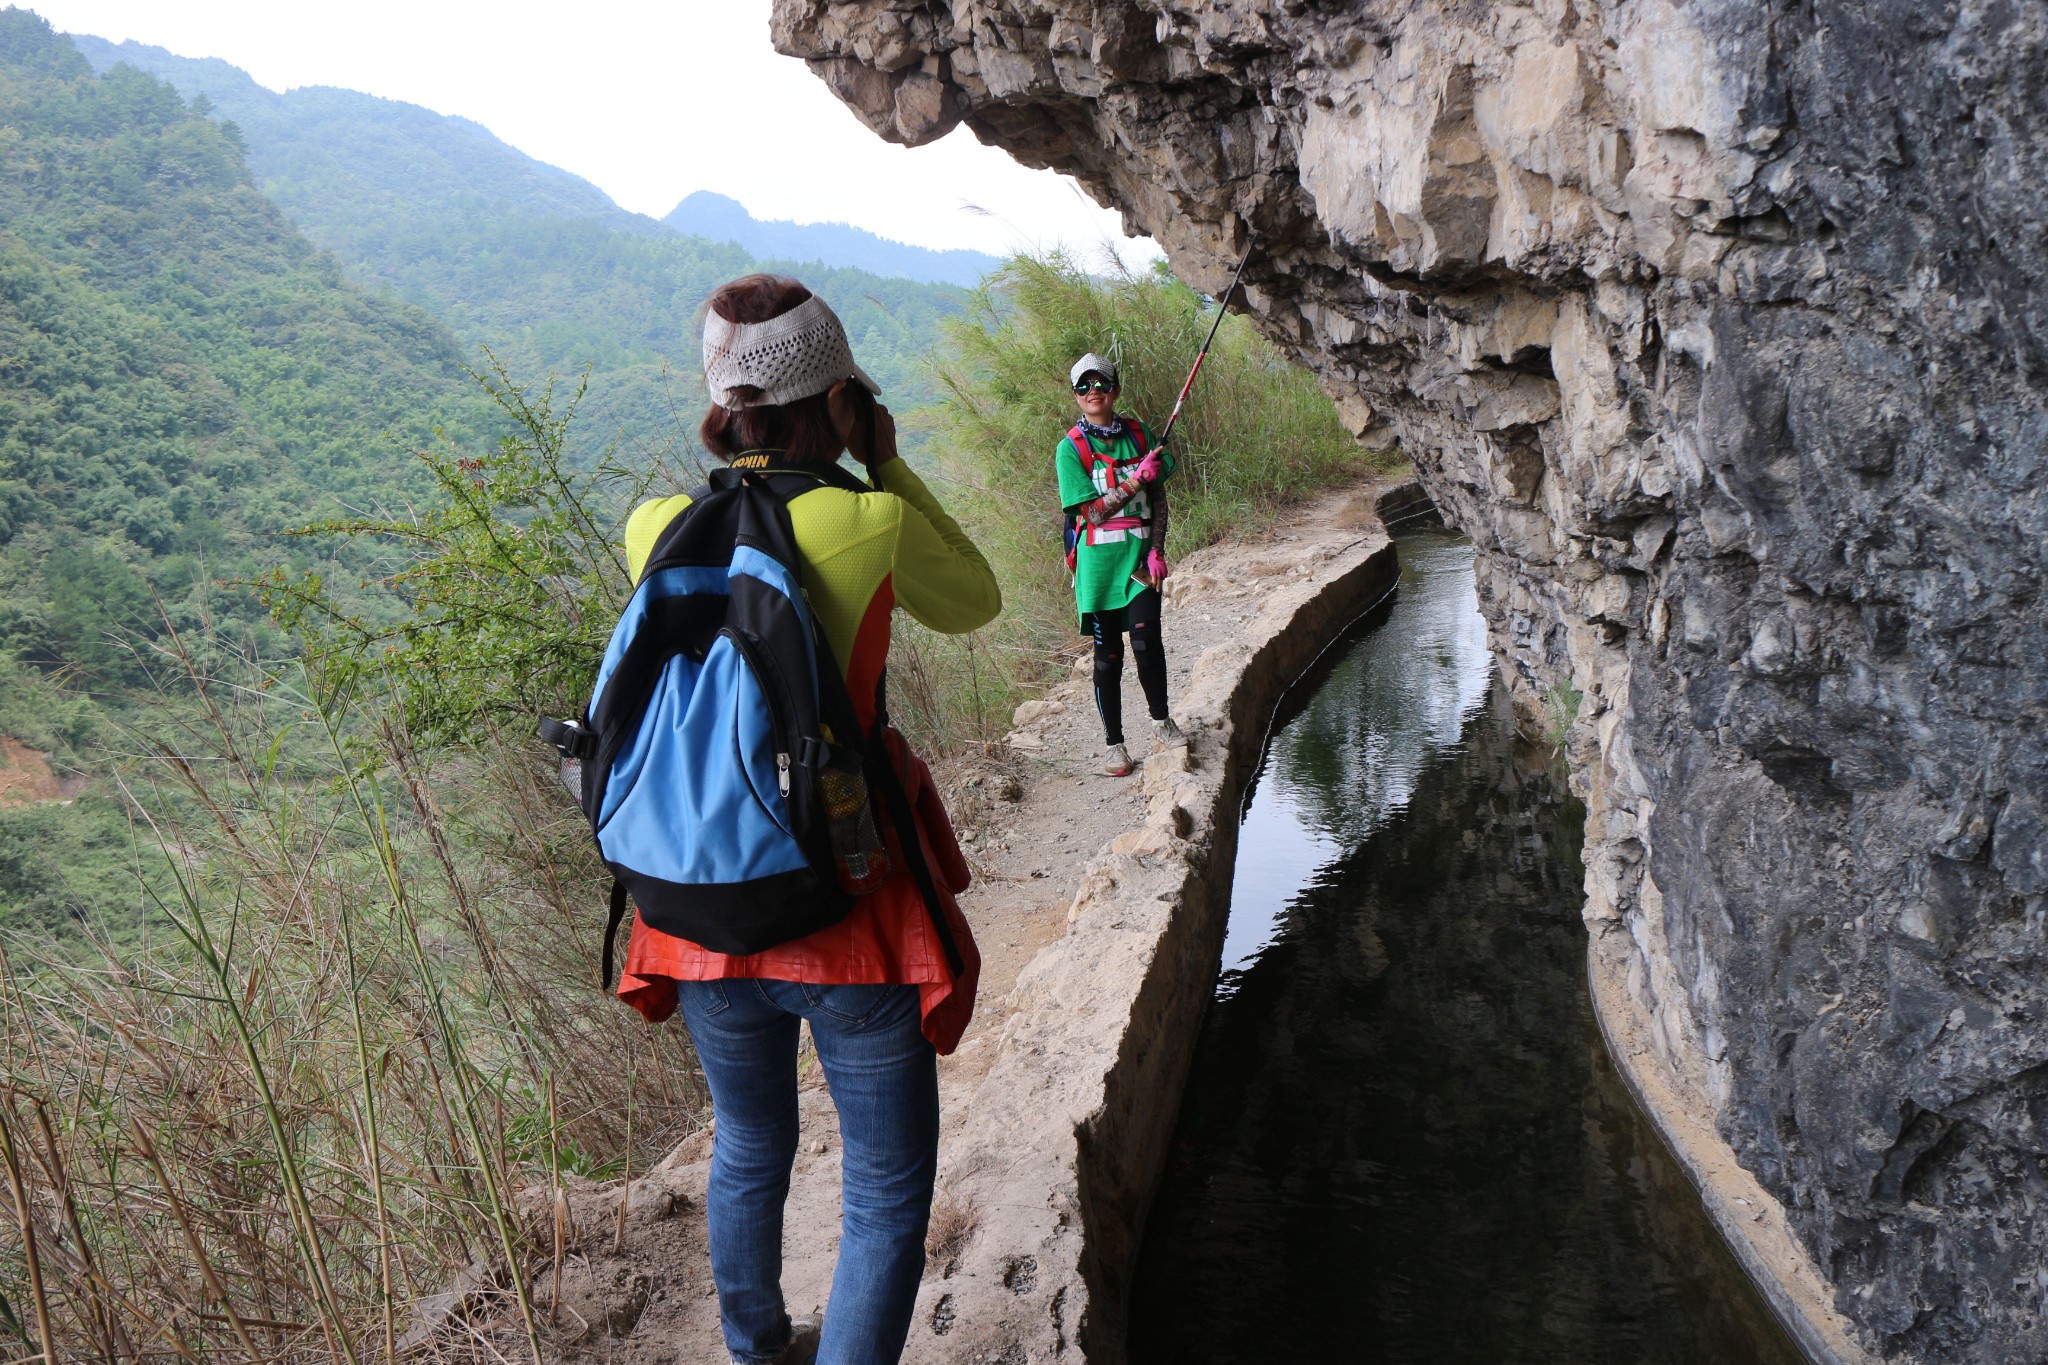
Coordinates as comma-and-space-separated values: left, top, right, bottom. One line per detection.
774, 1316, 822, 1365
1104, 743, 1133, 776
1151, 716, 1185, 747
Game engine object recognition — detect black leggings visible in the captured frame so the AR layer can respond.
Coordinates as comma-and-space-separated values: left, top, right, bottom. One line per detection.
1086, 589, 1168, 746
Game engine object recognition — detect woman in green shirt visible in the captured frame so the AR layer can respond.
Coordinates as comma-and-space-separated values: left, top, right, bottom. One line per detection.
1057, 353, 1183, 776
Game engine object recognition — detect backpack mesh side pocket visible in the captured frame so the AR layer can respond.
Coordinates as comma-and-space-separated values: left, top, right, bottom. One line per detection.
818, 751, 890, 896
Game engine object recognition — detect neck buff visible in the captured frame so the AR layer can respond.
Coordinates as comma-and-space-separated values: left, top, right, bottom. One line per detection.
702, 294, 882, 410
1078, 413, 1126, 441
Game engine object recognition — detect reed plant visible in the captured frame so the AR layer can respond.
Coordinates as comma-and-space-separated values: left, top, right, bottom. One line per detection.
0, 368, 701, 1361
0, 644, 703, 1361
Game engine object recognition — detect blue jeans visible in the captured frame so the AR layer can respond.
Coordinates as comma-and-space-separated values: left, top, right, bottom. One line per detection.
678, 979, 938, 1365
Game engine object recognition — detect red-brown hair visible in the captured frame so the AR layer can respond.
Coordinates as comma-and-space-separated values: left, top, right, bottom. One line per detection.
699, 275, 844, 465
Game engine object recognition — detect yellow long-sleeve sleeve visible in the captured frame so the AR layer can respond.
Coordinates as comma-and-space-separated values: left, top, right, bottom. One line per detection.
871, 456, 1001, 634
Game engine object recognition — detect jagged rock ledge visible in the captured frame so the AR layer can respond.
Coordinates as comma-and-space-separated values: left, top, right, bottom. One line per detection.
906, 495, 1396, 1363
772, 3, 2048, 1358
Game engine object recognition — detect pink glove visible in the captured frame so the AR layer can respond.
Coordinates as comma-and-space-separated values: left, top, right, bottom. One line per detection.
1147, 549, 1170, 583
1132, 449, 1165, 483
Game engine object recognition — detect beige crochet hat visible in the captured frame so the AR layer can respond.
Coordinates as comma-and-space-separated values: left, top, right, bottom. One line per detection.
703, 294, 882, 409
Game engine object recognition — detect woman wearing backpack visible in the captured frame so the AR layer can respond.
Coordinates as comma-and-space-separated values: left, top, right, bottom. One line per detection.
1059, 352, 1182, 776
614, 275, 998, 1365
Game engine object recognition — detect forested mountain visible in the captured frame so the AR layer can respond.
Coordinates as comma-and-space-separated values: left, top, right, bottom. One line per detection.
69, 34, 972, 444
665, 190, 1004, 288
0, 11, 498, 682
0, 9, 519, 936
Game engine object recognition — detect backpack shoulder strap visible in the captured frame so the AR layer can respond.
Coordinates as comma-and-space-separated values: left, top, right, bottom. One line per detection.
1067, 423, 1105, 476
1127, 418, 1150, 456
811, 460, 878, 495
601, 880, 629, 989
628, 482, 716, 582
718, 463, 874, 760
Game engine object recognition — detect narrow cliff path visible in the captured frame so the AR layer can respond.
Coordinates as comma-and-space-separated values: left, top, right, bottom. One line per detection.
505, 479, 1402, 1364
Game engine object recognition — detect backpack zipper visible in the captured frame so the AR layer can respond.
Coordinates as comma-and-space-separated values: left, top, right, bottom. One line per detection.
723, 627, 799, 803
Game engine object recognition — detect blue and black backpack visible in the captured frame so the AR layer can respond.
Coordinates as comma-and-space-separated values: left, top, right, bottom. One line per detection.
541, 458, 963, 987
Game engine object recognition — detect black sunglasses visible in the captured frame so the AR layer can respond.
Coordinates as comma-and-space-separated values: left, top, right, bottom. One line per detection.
1073, 379, 1118, 394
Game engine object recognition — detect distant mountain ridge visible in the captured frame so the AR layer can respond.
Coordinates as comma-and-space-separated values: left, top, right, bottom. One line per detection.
68, 38, 1002, 289
66, 36, 656, 236
65, 33, 973, 435
664, 191, 1003, 288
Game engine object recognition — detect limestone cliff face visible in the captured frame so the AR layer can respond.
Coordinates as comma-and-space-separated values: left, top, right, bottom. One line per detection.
770, 1, 2047, 1359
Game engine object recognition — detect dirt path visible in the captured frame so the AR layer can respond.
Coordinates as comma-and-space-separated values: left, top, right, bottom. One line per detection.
489, 480, 1399, 1364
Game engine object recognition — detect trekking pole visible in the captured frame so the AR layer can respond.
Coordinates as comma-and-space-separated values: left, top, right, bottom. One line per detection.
1124, 233, 1255, 591
1151, 231, 1258, 453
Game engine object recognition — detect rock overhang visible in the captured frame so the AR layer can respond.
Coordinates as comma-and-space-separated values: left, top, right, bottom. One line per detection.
771, 2, 2048, 1360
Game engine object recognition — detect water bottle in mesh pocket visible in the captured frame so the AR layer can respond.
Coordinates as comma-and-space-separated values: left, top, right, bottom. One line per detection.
818, 753, 890, 895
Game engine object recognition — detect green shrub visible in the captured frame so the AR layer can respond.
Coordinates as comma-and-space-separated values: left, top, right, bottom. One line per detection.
0, 796, 144, 941
259, 359, 678, 748
0, 652, 101, 755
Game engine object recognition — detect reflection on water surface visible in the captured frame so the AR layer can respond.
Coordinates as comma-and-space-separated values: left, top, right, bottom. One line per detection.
1219, 531, 1492, 982
1129, 532, 1797, 1365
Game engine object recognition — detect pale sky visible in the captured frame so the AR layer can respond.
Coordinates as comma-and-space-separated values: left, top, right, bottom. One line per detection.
23, 0, 1156, 265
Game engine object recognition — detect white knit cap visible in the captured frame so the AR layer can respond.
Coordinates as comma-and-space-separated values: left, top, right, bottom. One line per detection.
702, 294, 882, 410
1070, 352, 1118, 387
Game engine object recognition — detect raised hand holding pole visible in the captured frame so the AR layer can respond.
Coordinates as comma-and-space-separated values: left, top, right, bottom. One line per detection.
1133, 231, 1257, 590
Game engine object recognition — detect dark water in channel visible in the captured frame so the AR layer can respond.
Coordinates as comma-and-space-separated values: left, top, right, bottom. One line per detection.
1127, 532, 1799, 1365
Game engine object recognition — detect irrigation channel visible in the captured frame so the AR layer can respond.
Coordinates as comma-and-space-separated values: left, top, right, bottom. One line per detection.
1127, 529, 1800, 1364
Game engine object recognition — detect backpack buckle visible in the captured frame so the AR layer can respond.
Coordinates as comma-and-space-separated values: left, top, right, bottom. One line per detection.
539, 716, 598, 760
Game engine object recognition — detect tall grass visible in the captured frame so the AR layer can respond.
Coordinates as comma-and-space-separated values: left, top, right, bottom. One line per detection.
889, 249, 1399, 751
0, 372, 701, 1361
0, 650, 703, 1361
